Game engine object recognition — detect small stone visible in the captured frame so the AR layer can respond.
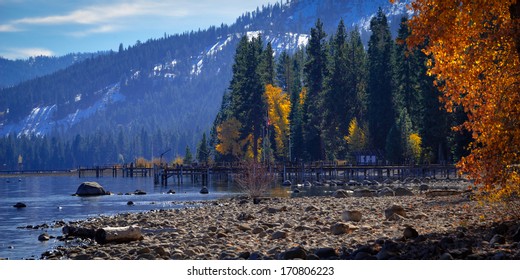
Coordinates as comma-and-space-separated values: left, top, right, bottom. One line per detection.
330, 223, 349, 235
127, 201, 134, 206
305, 205, 319, 212
342, 210, 362, 222
377, 187, 395, 197
208, 226, 218, 232
216, 232, 228, 238
237, 212, 254, 221
137, 247, 151, 255
38, 233, 50, 242
154, 247, 170, 257
200, 187, 209, 194
13, 202, 27, 208
394, 187, 414, 196
238, 252, 251, 259
315, 247, 338, 259
490, 234, 506, 246
403, 226, 419, 239
384, 205, 407, 219
333, 189, 352, 198
252, 227, 264, 234
353, 188, 376, 197
134, 189, 146, 195
271, 231, 288, 240
237, 223, 252, 231
282, 246, 307, 260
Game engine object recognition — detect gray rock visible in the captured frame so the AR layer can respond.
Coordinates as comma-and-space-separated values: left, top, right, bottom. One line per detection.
384, 205, 407, 219
419, 184, 429, 192
134, 189, 146, 195
38, 233, 50, 242
237, 223, 252, 231
353, 188, 376, 197
342, 210, 362, 222
315, 247, 338, 259
200, 187, 209, 194
330, 223, 349, 235
305, 205, 319, 212
377, 187, 395, 197
403, 226, 419, 239
127, 201, 134, 206
333, 189, 352, 198
237, 212, 254, 221
440, 253, 454, 260
394, 187, 414, 196
282, 246, 307, 260
271, 231, 288, 240
75, 182, 109, 196
490, 234, 506, 245
13, 202, 27, 208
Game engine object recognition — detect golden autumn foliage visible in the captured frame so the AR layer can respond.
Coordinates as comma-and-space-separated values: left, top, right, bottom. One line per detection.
408, 133, 422, 164
344, 118, 368, 154
399, 0, 520, 202
265, 84, 291, 158
216, 117, 243, 159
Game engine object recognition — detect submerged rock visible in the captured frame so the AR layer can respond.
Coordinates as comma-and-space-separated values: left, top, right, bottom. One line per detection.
75, 182, 109, 196
13, 202, 27, 208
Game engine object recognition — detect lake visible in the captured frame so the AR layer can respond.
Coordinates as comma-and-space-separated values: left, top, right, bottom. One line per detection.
0, 174, 338, 260
0, 174, 243, 260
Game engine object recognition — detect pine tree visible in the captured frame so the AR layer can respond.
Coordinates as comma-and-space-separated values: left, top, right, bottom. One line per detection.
322, 20, 350, 160
184, 145, 193, 165
260, 41, 275, 85
196, 132, 209, 164
303, 19, 328, 161
348, 27, 368, 120
229, 35, 266, 161
367, 8, 396, 156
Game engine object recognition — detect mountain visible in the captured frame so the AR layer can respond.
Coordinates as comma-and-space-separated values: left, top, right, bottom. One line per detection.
0, 53, 99, 89
0, 0, 409, 169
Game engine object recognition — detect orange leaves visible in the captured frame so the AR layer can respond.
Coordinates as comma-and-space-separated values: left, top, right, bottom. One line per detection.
216, 117, 243, 158
403, 0, 520, 202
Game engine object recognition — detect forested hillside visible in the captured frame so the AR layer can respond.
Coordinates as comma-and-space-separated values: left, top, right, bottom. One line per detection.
0, 0, 423, 170
211, 11, 471, 165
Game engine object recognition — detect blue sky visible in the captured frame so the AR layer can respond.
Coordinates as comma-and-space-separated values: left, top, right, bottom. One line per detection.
0, 0, 276, 60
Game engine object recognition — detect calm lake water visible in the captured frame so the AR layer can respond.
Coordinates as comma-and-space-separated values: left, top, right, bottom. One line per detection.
0, 174, 338, 260
0, 175, 243, 260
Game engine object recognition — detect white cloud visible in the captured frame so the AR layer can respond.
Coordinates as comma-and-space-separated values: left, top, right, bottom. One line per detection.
12, 1, 189, 26
0, 47, 54, 59
68, 25, 119, 37
0, 23, 21, 32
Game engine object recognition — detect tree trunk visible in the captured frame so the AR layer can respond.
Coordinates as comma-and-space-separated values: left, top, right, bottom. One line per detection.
95, 225, 143, 244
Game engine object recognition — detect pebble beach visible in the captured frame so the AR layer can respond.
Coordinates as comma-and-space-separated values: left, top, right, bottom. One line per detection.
40, 183, 520, 260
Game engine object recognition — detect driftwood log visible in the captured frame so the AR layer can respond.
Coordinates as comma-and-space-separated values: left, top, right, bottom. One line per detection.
95, 225, 143, 244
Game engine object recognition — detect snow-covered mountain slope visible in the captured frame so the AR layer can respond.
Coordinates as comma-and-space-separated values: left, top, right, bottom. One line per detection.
0, 0, 409, 143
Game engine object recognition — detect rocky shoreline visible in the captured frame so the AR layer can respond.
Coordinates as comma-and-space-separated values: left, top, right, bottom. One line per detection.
41, 187, 520, 260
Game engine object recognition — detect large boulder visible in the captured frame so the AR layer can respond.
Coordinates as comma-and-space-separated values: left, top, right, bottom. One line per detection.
75, 182, 109, 196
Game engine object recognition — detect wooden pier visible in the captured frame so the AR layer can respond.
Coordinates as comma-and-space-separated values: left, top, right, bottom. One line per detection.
76, 162, 460, 186
77, 164, 152, 178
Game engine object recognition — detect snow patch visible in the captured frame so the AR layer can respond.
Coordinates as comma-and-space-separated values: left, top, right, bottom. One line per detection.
0, 83, 124, 137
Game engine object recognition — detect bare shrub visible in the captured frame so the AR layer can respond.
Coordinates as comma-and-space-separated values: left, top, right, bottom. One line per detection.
234, 160, 276, 201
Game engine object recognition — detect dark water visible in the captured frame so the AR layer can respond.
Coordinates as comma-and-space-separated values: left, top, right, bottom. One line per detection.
0, 175, 341, 260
